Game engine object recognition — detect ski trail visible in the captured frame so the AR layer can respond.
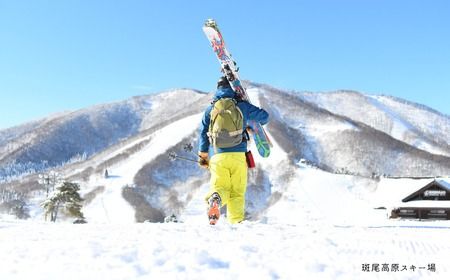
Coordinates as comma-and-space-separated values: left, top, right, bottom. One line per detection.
84, 114, 202, 224
83, 175, 135, 224
180, 183, 210, 225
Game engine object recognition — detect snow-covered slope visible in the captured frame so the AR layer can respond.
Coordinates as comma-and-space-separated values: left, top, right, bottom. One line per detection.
255, 84, 450, 177
1, 85, 449, 221
1, 85, 450, 279
2, 160, 449, 280
82, 114, 203, 223
300, 90, 450, 156
0, 89, 209, 180
1, 85, 449, 182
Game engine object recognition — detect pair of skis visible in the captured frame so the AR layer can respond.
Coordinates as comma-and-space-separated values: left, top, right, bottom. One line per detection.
202, 19, 272, 158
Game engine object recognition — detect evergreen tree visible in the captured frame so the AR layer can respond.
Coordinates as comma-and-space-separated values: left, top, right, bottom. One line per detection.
41, 181, 85, 222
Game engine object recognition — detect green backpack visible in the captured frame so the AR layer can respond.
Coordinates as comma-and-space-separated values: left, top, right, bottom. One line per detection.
207, 98, 244, 149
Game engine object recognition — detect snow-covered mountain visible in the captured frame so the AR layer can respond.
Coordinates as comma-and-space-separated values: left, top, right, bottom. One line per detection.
1, 84, 450, 279
1, 83, 449, 222
0, 83, 449, 197
0, 89, 209, 179
257, 84, 450, 177
1, 84, 449, 182
299, 89, 450, 156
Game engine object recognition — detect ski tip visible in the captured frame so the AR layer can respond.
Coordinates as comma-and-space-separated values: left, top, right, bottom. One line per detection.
258, 148, 270, 158
204, 18, 218, 28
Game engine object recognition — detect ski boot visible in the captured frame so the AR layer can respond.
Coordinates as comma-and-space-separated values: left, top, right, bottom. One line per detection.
207, 192, 222, 225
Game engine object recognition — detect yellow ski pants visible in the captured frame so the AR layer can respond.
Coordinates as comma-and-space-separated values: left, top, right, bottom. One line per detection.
206, 152, 248, 224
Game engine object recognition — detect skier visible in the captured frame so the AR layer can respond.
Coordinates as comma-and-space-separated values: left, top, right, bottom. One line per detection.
198, 76, 269, 224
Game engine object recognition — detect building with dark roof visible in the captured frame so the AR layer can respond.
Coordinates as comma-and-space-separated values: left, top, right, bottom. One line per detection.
390, 179, 450, 220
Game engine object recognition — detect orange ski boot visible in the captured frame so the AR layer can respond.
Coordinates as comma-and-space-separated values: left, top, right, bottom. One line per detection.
207, 192, 222, 225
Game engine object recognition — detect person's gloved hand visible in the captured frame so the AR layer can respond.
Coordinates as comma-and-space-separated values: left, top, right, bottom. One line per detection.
198, 152, 209, 168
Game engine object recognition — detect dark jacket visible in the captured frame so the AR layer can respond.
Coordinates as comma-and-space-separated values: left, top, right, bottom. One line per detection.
198, 87, 269, 154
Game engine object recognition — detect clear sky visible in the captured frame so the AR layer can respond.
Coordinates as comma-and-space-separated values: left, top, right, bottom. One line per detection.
1, 0, 449, 129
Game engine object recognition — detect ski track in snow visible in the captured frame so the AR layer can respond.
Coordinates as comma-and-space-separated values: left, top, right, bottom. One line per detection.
83, 113, 203, 224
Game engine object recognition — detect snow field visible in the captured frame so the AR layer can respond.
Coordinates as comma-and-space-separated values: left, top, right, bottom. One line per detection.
1, 215, 449, 280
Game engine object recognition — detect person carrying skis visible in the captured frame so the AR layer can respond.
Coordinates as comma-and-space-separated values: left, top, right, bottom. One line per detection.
198, 77, 269, 224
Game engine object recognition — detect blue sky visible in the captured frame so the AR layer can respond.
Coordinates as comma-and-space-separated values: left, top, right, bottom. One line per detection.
1, 0, 449, 129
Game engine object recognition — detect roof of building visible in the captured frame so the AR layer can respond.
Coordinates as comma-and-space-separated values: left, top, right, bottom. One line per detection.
402, 179, 450, 203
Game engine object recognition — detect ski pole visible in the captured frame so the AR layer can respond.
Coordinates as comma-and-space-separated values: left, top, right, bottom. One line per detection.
168, 151, 209, 168
174, 155, 198, 163
168, 152, 198, 163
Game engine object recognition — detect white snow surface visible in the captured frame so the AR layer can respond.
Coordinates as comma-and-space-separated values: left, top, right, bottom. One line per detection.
1, 96, 450, 279
2, 169, 450, 280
